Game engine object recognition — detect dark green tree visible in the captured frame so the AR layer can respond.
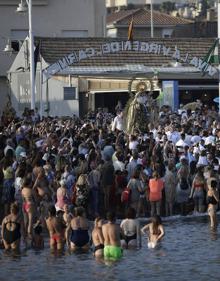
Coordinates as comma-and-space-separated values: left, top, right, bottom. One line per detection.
160, 1, 175, 13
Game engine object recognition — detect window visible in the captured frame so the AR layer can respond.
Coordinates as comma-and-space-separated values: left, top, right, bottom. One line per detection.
63, 87, 77, 100
107, 28, 117, 38
10, 29, 28, 52
162, 28, 173, 38
11, 40, 20, 52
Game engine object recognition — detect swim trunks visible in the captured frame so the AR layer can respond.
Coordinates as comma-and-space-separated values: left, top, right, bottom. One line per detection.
51, 233, 63, 244
104, 245, 123, 260
23, 202, 31, 213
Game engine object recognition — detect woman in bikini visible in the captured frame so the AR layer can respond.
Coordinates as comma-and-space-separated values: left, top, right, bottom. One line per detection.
141, 215, 165, 249
67, 207, 90, 251
55, 179, 69, 212
1, 202, 25, 251
190, 168, 206, 213
21, 176, 36, 239
92, 217, 104, 257
120, 207, 141, 249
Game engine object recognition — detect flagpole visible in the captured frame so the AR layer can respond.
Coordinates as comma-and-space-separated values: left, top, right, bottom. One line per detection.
150, 0, 154, 38
218, 0, 220, 114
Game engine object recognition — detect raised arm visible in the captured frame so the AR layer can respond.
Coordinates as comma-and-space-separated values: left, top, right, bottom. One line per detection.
141, 223, 150, 235
157, 225, 165, 241
213, 189, 219, 203
1, 218, 5, 240
97, 229, 105, 245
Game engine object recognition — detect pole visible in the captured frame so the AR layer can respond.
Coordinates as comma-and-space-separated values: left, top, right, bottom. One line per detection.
218, 0, 220, 114
40, 54, 43, 120
150, 0, 154, 38
28, 0, 35, 110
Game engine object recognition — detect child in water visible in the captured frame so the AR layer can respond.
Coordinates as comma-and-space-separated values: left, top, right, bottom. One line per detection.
141, 215, 165, 249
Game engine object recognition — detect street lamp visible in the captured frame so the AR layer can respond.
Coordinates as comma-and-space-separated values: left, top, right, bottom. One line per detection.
16, 0, 35, 110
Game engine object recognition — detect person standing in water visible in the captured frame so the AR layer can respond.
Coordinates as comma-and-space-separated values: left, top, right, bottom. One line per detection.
207, 179, 219, 229
102, 211, 122, 260
141, 215, 165, 249
92, 217, 104, 258
66, 207, 90, 251
46, 205, 65, 251
120, 207, 141, 249
1, 202, 25, 251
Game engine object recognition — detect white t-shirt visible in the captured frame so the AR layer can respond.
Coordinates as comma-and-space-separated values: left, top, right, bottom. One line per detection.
129, 140, 139, 151
14, 177, 23, 203
185, 134, 192, 146
120, 218, 140, 236
112, 115, 123, 131
197, 156, 208, 166
175, 139, 188, 148
191, 135, 201, 145
168, 131, 180, 144
113, 160, 125, 172
204, 136, 215, 146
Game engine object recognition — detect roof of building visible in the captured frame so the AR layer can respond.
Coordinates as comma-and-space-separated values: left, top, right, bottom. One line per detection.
107, 8, 192, 26
36, 36, 217, 70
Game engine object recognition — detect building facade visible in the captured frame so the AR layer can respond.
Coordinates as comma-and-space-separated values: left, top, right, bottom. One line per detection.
8, 37, 219, 118
0, 0, 106, 114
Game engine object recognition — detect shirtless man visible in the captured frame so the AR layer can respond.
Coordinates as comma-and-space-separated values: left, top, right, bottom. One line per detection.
102, 211, 122, 260
46, 205, 65, 251
92, 217, 104, 257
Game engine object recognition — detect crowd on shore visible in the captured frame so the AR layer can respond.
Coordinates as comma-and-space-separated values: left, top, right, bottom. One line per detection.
0, 101, 220, 258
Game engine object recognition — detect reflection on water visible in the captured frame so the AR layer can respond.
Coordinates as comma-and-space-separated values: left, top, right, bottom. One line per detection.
1, 216, 220, 281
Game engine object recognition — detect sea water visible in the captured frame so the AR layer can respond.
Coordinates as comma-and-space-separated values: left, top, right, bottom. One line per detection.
1, 215, 220, 281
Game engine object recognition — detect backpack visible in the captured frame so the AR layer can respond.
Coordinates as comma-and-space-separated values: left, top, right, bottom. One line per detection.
180, 178, 189, 190
121, 187, 131, 203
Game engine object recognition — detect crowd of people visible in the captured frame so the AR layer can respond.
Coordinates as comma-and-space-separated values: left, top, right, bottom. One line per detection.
0, 101, 219, 259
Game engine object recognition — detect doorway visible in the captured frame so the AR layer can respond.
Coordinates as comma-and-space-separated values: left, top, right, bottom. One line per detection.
95, 91, 130, 113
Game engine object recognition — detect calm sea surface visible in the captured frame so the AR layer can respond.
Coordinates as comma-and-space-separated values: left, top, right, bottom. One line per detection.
1, 215, 220, 281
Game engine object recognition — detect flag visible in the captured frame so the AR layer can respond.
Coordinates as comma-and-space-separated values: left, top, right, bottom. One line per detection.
202, 38, 219, 73
127, 16, 134, 41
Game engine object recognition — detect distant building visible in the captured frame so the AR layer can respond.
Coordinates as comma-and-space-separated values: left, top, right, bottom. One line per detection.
107, 8, 191, 38
173, 21, 217, 38
106, 0, 186, 9
0, 0, 106, 115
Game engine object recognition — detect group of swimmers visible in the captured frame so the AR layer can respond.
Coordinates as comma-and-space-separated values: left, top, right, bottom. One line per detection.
1, 204, 165, 260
